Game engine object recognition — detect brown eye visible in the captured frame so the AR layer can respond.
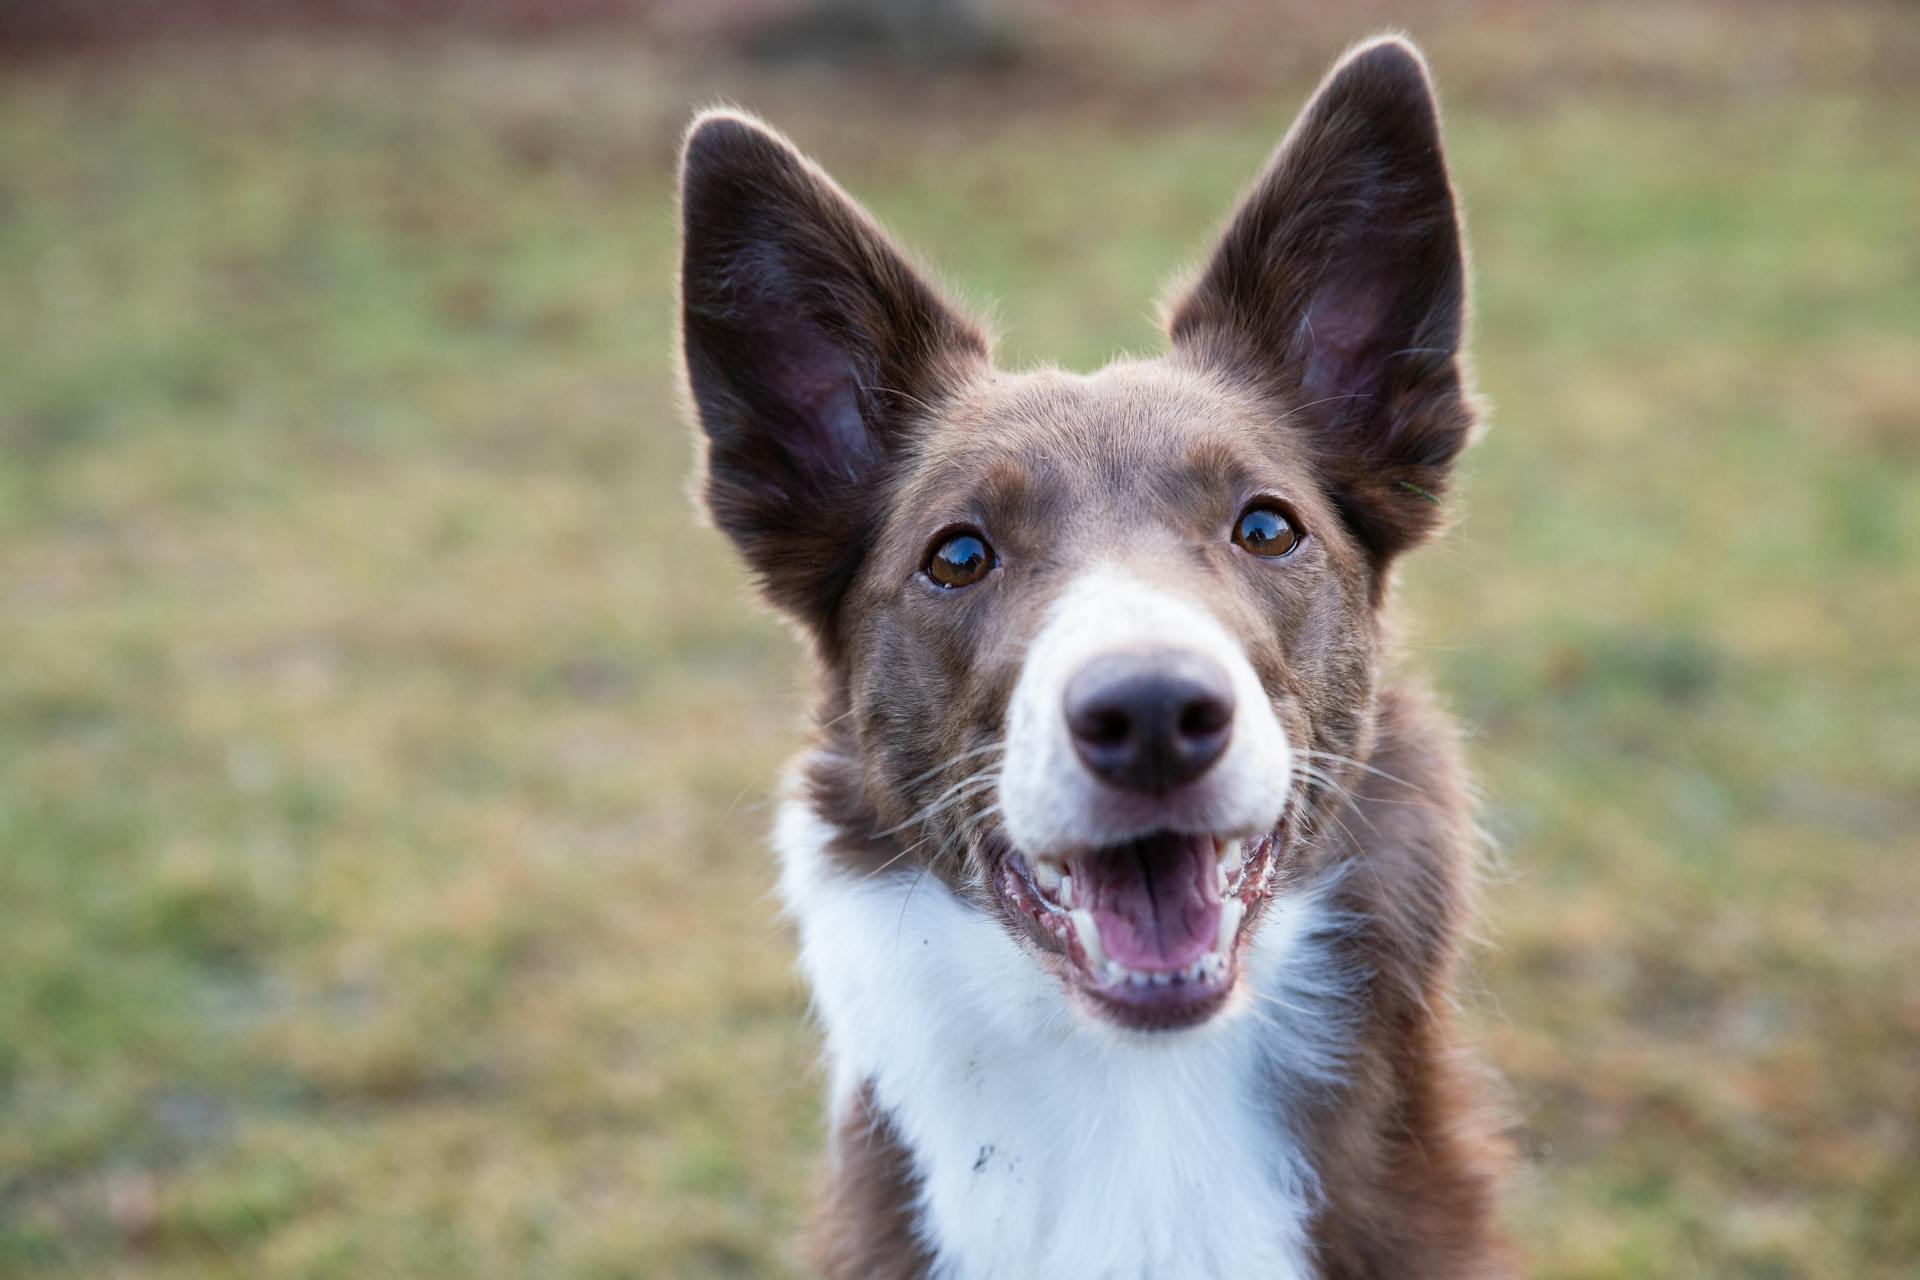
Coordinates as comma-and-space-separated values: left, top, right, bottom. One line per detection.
1233, 504, 1303, 558
925, 530, 995, 589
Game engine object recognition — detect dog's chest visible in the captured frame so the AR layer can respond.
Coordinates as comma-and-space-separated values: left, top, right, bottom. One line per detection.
887, 1032, 1318, 1280
778, 790, 1333, 1280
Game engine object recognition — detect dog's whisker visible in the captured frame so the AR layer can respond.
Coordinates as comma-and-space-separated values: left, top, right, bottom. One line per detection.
1290, 763, 1359, 811
1246, 987, 1325, 1022
880, 761, 1004, 826
874, 770, 1003, 838
1298, 749, 1428, 794
895, 740, 1006, 791
1269, 392, 1376, 426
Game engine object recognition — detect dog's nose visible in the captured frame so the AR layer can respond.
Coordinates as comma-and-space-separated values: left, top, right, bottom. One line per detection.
1063, 650, 1235, 795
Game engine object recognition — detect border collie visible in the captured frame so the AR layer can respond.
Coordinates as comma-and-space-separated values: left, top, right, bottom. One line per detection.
676, 35, 1514, 1279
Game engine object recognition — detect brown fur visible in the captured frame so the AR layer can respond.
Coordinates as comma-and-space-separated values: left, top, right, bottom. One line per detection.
809, 1082, 937, 1279
678, 35, 1514, 1278
1300, 685, 1515, 1276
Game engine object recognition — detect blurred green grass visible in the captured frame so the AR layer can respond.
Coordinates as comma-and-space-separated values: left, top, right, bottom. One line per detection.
2, 6, 1918, 1277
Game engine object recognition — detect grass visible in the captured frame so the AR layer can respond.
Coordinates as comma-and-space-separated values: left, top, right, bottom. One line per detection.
2, 5, 1917, 1276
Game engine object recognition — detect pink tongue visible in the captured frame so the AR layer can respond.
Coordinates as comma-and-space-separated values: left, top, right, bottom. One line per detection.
1077, 834, 1221, 972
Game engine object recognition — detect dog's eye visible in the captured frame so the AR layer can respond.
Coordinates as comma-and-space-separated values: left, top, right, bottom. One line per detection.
925, 530, 995, 589
1233, 504, 1303, 558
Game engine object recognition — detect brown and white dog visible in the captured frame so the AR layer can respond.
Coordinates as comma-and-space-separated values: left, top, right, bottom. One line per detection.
677, 35, 1514, 1280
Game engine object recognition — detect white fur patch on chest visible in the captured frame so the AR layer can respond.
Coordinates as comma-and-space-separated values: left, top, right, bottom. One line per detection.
777, 783, 1350, 1280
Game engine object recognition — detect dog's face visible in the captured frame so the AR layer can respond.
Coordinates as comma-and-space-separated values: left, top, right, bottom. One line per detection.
830, 365, 1384, 1031
680, 39, 1473, 1032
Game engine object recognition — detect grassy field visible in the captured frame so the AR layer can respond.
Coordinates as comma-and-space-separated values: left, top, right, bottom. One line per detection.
2, 4, 1918, 1276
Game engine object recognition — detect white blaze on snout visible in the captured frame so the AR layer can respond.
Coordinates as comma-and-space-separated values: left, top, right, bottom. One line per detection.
1000, 565, 1290, 857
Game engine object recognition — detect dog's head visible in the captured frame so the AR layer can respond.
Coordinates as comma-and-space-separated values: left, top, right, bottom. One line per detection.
678, 38, 1473, 1033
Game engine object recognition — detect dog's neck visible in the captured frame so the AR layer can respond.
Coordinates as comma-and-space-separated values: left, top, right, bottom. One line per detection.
776, 767, 1354, 1280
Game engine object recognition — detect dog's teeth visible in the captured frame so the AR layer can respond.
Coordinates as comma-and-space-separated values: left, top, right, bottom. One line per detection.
1150, 970, 1172, 986
1069, 909, 1106, 971
1219, 838, 1244, 878
1215, 859, 1230, 897
1059, 874, 1074, 910
1033, 858, 1063, 894
1215, 897, 1245, 956
1217, 839, 1246, 895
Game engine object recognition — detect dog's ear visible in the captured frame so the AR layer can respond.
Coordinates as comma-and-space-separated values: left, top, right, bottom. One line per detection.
678, 111, 989, 639
1167, 37, 1472, 568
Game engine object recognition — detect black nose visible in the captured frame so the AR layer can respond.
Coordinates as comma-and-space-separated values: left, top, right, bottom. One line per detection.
1063, 649, 1236, 795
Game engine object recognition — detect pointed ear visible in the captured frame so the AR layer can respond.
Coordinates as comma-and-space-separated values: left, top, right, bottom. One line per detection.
1167, 38, 1473, 566
677, 110, 989, 638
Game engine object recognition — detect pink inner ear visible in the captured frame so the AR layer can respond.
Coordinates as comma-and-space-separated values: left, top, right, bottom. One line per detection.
756, 324, 873, 481
1300, 269, 1396, 409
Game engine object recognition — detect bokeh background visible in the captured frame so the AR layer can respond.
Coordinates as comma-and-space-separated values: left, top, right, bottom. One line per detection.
3, 1, 1917, 1276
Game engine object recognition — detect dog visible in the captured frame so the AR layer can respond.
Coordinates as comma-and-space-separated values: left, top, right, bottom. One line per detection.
676, 35, 1513, 1280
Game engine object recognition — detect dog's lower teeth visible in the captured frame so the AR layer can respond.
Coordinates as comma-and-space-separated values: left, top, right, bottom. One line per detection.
1059, 873, 1075, 909
1098, 956, 1227, 989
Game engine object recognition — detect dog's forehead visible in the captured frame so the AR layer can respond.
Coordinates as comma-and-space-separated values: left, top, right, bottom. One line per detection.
902, 360, 1290, 515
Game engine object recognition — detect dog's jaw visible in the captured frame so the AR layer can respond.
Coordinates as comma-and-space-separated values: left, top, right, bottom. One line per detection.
989, 564, 1295, 1031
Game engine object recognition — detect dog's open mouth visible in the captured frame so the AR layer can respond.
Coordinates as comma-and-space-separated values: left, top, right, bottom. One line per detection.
998, 825, 1285, 1029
